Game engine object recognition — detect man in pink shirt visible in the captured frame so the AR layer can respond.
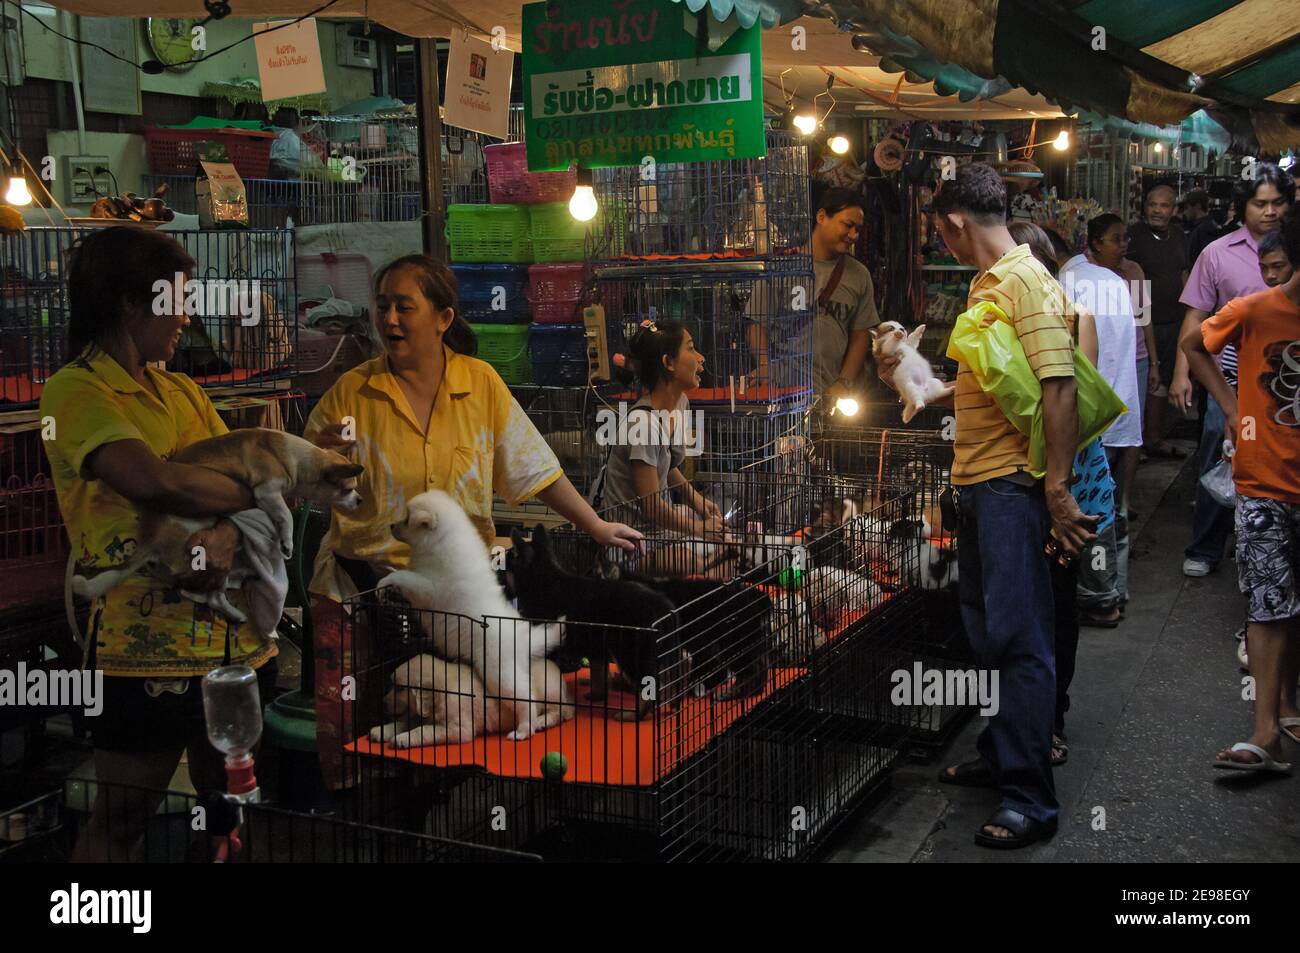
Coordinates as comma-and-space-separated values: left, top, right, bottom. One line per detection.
1170, 163, 1294, 577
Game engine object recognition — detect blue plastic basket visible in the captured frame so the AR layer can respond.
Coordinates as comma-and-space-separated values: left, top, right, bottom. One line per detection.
528, 323, 588, 387
451, 264, 530, 324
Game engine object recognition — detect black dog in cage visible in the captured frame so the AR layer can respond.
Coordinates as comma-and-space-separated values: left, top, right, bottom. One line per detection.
619, 573, 773, 700
507, 525, 685, 720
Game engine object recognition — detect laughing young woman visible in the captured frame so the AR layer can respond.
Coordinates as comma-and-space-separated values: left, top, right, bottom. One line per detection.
40, 227, 278, 861
303, 255, 642, 782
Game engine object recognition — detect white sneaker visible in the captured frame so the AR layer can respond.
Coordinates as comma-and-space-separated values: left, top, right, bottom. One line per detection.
1183, 558, 1213, 577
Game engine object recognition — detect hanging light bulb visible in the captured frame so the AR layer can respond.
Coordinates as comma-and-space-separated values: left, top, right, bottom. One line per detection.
834, 396, 860, 417
829, 134, 850, 155
1052, 129, 1070, 151
5, 174, 31, 206
793, 112, 818, 136
1153, 141, 1164, 154
569, 166, 597, 223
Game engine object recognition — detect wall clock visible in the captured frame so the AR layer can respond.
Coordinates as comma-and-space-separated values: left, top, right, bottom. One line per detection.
145, 17, 204, 72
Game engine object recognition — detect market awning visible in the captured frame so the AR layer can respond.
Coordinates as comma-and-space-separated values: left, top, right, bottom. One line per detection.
819, 0, 1300, 151
40, 0, 804, 46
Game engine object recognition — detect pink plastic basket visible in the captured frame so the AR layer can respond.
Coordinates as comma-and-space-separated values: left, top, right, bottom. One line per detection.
486, 143, 577, 205
527, 263, 586, 324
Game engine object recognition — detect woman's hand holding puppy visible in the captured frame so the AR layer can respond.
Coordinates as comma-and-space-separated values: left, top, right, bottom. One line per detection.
176, 520, 241, 592
312, 421, 357, 455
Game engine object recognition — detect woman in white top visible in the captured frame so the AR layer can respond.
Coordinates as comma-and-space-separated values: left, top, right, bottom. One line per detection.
1059, 214, 1143, 453
596, 318, 722, 536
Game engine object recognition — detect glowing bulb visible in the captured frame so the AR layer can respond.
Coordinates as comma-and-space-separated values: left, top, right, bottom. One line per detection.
1153, 142, 1163, 154
1052, 130, 1070, 151
5, 175, 31, 206
793, 113, 817, 136
834, 396, 860, 417
569, 184, 597, 222
829, 135, 850, 155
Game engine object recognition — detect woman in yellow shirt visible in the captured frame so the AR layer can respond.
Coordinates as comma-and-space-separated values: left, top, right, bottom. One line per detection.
303, 255, 641, 779
39, 227, 278, 860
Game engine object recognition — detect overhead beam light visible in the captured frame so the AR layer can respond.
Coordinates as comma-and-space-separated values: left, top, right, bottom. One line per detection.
1052, 129, 1070, 151
5, 175, 31, 206
569, 166, 597, 222
829, 134, 850, 155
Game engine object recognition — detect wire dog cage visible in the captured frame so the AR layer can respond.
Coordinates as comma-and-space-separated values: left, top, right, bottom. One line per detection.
594, 262, 815, 407
0, 780, 541, 863
591, 127, 810, 264
0, 227, 296, 406
334, 477, 919, 861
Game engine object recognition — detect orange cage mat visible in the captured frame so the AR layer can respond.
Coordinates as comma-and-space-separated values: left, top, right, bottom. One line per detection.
345, 666, 803, 786
344, 591, 898, 786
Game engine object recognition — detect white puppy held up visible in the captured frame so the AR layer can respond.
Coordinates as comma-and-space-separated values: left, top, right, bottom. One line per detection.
870, 322, 955, 423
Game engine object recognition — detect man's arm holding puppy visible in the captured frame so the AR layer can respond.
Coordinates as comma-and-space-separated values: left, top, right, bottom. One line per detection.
875, 349, 956, 408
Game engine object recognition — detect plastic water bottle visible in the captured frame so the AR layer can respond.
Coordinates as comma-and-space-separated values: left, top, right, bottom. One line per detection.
202, 665, 263, 802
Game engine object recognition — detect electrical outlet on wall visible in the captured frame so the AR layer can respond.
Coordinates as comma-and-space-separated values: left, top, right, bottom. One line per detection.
64, 156, 113, 204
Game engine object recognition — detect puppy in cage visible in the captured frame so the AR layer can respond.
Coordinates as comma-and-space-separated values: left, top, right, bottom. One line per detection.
508, 525, 686, 721
368, 652, 573, 748
378, 491, 569, 740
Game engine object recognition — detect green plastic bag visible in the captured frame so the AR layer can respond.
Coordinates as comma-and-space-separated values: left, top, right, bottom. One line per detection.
947, 301, 1128, 477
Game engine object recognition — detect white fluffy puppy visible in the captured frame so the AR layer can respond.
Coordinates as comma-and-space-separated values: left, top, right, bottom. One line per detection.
870, 321, 955, 423
369, 653, 573, 748
379, 490, 563, 740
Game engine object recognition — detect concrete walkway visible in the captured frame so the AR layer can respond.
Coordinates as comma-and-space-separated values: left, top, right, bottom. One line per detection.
826, 443, 1300, 863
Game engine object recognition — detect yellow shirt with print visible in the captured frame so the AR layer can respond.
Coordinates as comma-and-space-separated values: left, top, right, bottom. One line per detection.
951, 244, 1078, 486
40, 351, 277, 677
303, 349, 563, 602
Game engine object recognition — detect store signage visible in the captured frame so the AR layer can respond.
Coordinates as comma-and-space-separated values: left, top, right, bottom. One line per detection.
444, 28, 514, 140
522, 0, 765, 170
253, 18, 327, 102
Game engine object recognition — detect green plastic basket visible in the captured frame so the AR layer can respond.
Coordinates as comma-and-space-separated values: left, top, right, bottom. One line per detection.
471, 323, 532, 384
529, 202, 627, 262
447, 204, 534, 263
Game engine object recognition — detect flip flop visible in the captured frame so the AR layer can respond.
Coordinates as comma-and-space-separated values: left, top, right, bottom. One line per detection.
937, 758, 997, 787
1051, 734, 1069, 767
974, 807, 1058, 850
1281, 718, 1300, 744
1211, 742, 1292, 774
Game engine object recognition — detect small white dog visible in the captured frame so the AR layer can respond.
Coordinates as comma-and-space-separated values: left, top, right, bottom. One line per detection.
369, 653, 572, 748
870, 321, 955, 423
378, 490, 563, 740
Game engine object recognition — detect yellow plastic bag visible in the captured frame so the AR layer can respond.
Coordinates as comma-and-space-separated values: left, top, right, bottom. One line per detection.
947, 301, 1127, 477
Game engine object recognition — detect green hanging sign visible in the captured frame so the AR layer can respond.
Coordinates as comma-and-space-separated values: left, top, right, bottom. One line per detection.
522, 0, 766, 171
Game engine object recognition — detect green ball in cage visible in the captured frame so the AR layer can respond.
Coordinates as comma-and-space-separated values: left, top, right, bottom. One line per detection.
540, 751, 568, 781
778, 567, 803, 589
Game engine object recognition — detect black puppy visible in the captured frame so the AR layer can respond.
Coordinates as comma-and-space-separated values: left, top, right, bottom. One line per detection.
620, 573, 772, 700
508, 525, 683, 720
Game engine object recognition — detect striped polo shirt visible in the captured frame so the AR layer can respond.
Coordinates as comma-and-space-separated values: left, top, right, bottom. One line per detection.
952, 244, 1078, 485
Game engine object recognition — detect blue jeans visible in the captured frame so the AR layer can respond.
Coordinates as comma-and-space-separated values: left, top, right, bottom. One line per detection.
956, 478, 1059, 824
1186, 394, 1234, 566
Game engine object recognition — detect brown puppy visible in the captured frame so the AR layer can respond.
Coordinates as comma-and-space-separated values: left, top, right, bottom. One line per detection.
72, 428, 363, 621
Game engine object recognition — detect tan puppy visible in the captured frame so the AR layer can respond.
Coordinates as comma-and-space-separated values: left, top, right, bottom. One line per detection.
73, 428, 363, 621
369, 653, 574, 748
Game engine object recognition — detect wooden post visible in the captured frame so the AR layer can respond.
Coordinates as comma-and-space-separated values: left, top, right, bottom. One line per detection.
415, 38, 447, 261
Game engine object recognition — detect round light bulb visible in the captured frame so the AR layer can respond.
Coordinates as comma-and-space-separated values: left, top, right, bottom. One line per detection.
1052, 130, 1070, 151
1153, 142, 1164, 154
829, 135, 850, 155
5, 175, 32, 206
834, 396, 860, 417
793, 113, 818, 136
569, 184, 598, 222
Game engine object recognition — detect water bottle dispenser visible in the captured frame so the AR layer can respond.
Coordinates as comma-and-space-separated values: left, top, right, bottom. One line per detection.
202, 665, 263, 803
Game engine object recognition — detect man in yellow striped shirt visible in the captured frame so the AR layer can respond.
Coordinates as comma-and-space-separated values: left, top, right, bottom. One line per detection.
886, 164, 1097, 849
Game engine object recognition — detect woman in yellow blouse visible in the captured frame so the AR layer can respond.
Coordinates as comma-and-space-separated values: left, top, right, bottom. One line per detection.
303, 255, 641, 777
39, 227, 278, 860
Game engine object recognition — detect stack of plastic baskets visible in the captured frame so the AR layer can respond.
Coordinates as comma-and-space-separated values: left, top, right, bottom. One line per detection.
484, 143, 576, 204
527, 263, 585, 325
529, 202, 627, 262
472, 323, 532, 384
446, 204, 533, 263
529, 323, 588, 387
452, 264, 530, 324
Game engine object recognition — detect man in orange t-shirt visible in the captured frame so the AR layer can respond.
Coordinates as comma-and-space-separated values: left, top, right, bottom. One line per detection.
1181, 214, 1300, 776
